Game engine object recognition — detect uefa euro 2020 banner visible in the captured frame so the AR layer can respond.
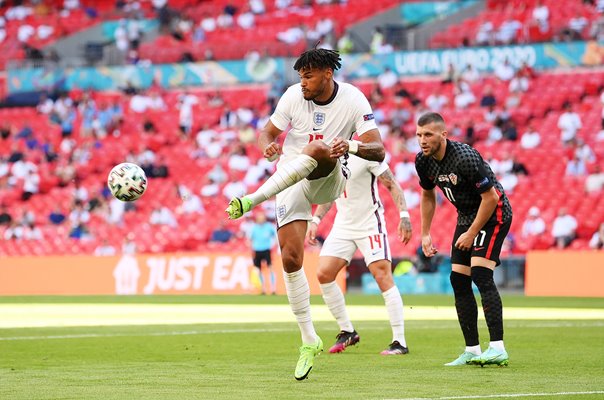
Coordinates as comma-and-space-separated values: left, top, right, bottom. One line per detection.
6, 41, 600, 93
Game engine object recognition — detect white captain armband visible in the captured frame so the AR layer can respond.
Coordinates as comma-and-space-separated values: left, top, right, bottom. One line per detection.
400, 211, 410, 219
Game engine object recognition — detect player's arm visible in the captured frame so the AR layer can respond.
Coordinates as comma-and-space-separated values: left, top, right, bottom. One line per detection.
378, 168, 412, 244
330, 129, 385, 161
420, 188, 438, 257
454, 187, 499, 251
259, 119, 284, 160
306, 202, 334, 246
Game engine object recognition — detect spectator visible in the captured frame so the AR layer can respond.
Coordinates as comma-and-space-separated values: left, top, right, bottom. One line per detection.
551, 208, 578, 249
532, 0, 549, 30
475, 21, 494, 46
0, 205, 12, 225
509, 70, 529, 93
441, 63, 457, 84
377, 66, 398, 91
425, 88, 448, 112
585, 165, 604, 193
496, 19, 522, 44
177, 185, 205, 214
521, 206, 546, 238
480, 86, 497, 107
94, 239, 117, 256
210, 221, 234, 243
228, 145, 251, 172
565, 154, 587, 176
4, 221, 24, 240
494, 58, 515, 81
453, 80, 476, 109
520, 123, 541, 149
558, 103, 582, 145
370, 27, 393, 54
149, 206, 177, 227
575, 138, 596, 164
49, 207, 66, 225
461, 64, 480, 83
589, 222, 604, 249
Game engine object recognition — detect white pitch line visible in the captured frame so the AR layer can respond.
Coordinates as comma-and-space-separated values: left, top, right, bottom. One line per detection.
1, 320, 603, 341
0, 304, 603, 329
387, 390, 604, 400
0, 327, 295, 341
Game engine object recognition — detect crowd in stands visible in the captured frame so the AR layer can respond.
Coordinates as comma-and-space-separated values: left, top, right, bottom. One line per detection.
0, 0, 603, 259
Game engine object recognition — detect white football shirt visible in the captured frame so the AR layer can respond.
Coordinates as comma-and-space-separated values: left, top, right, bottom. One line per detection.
330, 155, 389, 238
270, 81, 378, 165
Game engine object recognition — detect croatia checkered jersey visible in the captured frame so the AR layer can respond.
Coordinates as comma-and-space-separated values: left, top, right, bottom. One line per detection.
414, 139, 513, 226
330, 155, 389, 238
269, 81, 378, 165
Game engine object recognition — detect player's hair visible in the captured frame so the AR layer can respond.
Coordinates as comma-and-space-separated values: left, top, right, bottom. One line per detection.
417, 112, 445, 127
293, 48, 342, 72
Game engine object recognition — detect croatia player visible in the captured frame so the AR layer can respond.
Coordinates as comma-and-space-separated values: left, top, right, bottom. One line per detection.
306, 155, 413, 355
225, 48, 386, 380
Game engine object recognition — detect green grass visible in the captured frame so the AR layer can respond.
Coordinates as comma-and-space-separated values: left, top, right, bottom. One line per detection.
0, 295, 603, 400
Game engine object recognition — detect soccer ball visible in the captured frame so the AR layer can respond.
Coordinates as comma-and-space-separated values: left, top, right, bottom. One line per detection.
107, 163, 148, 202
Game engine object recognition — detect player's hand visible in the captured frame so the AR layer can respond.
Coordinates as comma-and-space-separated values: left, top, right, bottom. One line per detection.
398, 217, 412, 245
264, 142, 281, 161
454, 231, 475, 251
306, 220, 319, 246
421, 234, 438, 257
329, 137, 349, 158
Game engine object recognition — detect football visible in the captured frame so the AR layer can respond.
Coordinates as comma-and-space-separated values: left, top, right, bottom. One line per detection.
107, 163, 148, 202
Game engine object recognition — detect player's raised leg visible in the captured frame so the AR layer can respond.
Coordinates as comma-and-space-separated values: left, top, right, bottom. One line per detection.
317, 256, 360, 353
226, 141, 337, 220
279, 221, 323, 380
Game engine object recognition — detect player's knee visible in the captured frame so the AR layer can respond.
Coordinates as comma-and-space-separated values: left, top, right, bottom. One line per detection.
470, 266, 496, 292
370, 262, 393, 290
302, 140, 329, 160
450, 271, 472, 295
280, 250, 304, 272
316, 266, 336, 284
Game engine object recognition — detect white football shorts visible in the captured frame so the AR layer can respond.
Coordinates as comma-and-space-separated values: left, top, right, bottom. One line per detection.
275, 160, 346, 227
320, 233, 391, 266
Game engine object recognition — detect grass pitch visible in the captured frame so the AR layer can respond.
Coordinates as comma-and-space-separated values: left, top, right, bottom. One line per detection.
0, 295, 603, 400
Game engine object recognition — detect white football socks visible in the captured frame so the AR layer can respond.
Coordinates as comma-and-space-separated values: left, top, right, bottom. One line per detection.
320, 281, 354, 333
466, 345, 482, 355
247, 154, 318, 207
283, 268, 317, 345
382, 285, 407, 347
490, 340, 505, 352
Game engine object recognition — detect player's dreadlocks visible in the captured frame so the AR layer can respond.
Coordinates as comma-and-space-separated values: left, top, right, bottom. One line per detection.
293, 48, 342, 72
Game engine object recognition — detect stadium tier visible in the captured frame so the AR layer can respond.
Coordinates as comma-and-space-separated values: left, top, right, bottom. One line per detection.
1, 67, 603, 257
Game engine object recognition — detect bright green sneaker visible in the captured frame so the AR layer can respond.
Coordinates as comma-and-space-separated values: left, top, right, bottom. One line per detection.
469, 347, 509, 367
294, 337, 323, 381
225, 196, 253, 220
444, 351, 477, 366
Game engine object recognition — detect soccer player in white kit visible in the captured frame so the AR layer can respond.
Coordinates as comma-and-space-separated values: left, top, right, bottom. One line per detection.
225, 48, 386, 380
306, 155, 413, 355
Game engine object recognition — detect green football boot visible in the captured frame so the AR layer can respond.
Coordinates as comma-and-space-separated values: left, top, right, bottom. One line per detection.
225, 196, 253, 220
444, 351, 477, 366
294, 337, 323, 381
469, 347, 509, 367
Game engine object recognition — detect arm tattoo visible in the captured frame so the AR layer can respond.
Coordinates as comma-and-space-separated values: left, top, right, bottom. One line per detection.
378, 169, 408, 213
356, 142, 385, 162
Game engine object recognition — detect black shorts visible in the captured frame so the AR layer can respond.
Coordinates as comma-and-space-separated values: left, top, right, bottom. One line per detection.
450, 218, 512, 267
253, 250, 272, 269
